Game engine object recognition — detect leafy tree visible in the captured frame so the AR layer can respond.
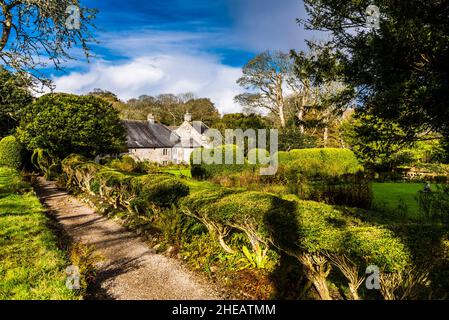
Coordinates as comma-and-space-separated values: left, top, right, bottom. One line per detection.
0, 67, 32, 137
0, 0, 96, 83
119, 93, 221, 126
301, 0, 449, 138
235, 51, 296, 128
184, 98, 221, 127
214, 113, 268, 133
278, 124, 316, 151
341, 111, 414, 173
17, 93, 126, 160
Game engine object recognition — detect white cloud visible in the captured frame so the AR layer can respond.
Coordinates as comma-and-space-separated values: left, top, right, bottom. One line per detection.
51, 54, 244, 114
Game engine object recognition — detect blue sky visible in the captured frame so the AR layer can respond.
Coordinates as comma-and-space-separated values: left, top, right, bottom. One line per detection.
52, 0, 313, 113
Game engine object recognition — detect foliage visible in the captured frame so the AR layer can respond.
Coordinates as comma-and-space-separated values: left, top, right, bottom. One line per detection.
266, 198, 414, 300
277, 148, 363, 178
109, 156, 139, 173
190, 144, 247, 179
418, 185, 449, 221
301, 0, 449, 137
0, 67, 33, 137
61, 154, 189, 213
115, 93, 221, 126
214, 113, 268, 134
182, 189, 295, 267
278, 125, 317, 151
69, 243, 103, 296
17, 93, 127, 160
0, 135, 23, 169
341, 112, 415, 173
0, 0, 96, 84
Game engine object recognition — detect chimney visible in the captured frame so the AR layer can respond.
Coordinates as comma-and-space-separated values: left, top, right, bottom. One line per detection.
147, 114, 155, 125
184, 112, 192, 122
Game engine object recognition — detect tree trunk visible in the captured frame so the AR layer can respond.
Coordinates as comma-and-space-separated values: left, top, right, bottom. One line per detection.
349, 284, 360, 300
276, 75, 286, 128
297, 93, 307, 133
298, 253, 332, 300
323, 126, 329, 147
297, 105, 305, 133
311, 275, 332, 300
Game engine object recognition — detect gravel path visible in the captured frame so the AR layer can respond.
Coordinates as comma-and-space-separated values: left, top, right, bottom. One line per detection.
35, 177, 221, 300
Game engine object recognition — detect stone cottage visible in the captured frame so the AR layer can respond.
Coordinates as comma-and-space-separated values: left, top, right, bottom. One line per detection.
121, 113, 211, 165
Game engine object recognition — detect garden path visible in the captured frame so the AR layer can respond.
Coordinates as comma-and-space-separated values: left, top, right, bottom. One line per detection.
34, 177, 221, 300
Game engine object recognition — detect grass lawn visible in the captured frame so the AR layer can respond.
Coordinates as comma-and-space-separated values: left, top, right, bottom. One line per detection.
160, 168, 192, 178
372, 182, 433, 219
0, 167, 76, 300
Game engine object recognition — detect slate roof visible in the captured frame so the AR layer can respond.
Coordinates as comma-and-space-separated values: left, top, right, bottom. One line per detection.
122, 120, 179, 149
191, 121, 209, 134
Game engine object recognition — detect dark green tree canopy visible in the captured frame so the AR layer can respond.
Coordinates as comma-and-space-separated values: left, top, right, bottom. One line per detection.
0, 67, 32, 137
214, 113, 268, 133
302, 0, 449, 136
17, 93, 126, 159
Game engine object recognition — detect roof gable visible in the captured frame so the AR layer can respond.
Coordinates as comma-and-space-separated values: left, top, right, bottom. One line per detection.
122, 120, 179, 149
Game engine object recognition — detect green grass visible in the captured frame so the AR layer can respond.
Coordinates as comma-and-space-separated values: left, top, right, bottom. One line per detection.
0, 167, 76, 300
160, 168, 192, 178
372, 182, 434, 219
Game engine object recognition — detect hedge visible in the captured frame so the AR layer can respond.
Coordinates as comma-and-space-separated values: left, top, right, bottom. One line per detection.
61, 154, 189, 213
181, 190, 295, 257
266, 198, 413, 300
190, 144, 248, 179
0, 136, 22, 169
276, 148, 363, 178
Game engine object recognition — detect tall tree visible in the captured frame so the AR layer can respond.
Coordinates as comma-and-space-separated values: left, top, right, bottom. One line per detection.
0, 0, 96, 84
301, 0, 449, 138
235, 51, 295, 128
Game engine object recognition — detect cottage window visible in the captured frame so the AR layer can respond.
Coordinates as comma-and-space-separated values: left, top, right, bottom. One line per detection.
163, 148, 168, 156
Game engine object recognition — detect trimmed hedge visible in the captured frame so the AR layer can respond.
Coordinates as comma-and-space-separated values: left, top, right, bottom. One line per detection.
0, 136, 22, 169
191, 144, 248, 179
266, 198, 413, 300
61, 154, 189, 213
276, 148, 363, 178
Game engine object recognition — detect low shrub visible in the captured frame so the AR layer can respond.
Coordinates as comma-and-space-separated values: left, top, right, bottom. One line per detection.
133, 174, 190, 209
0, 135, 23, 169
109, 155, 138, 172
247, 148, 270, 165
418, 185, 449, 221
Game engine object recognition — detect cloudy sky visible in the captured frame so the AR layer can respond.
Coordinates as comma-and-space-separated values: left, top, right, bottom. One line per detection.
50, 0, 313, 114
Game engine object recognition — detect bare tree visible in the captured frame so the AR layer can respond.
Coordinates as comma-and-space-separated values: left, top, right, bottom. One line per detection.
0, 0, 96, 86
